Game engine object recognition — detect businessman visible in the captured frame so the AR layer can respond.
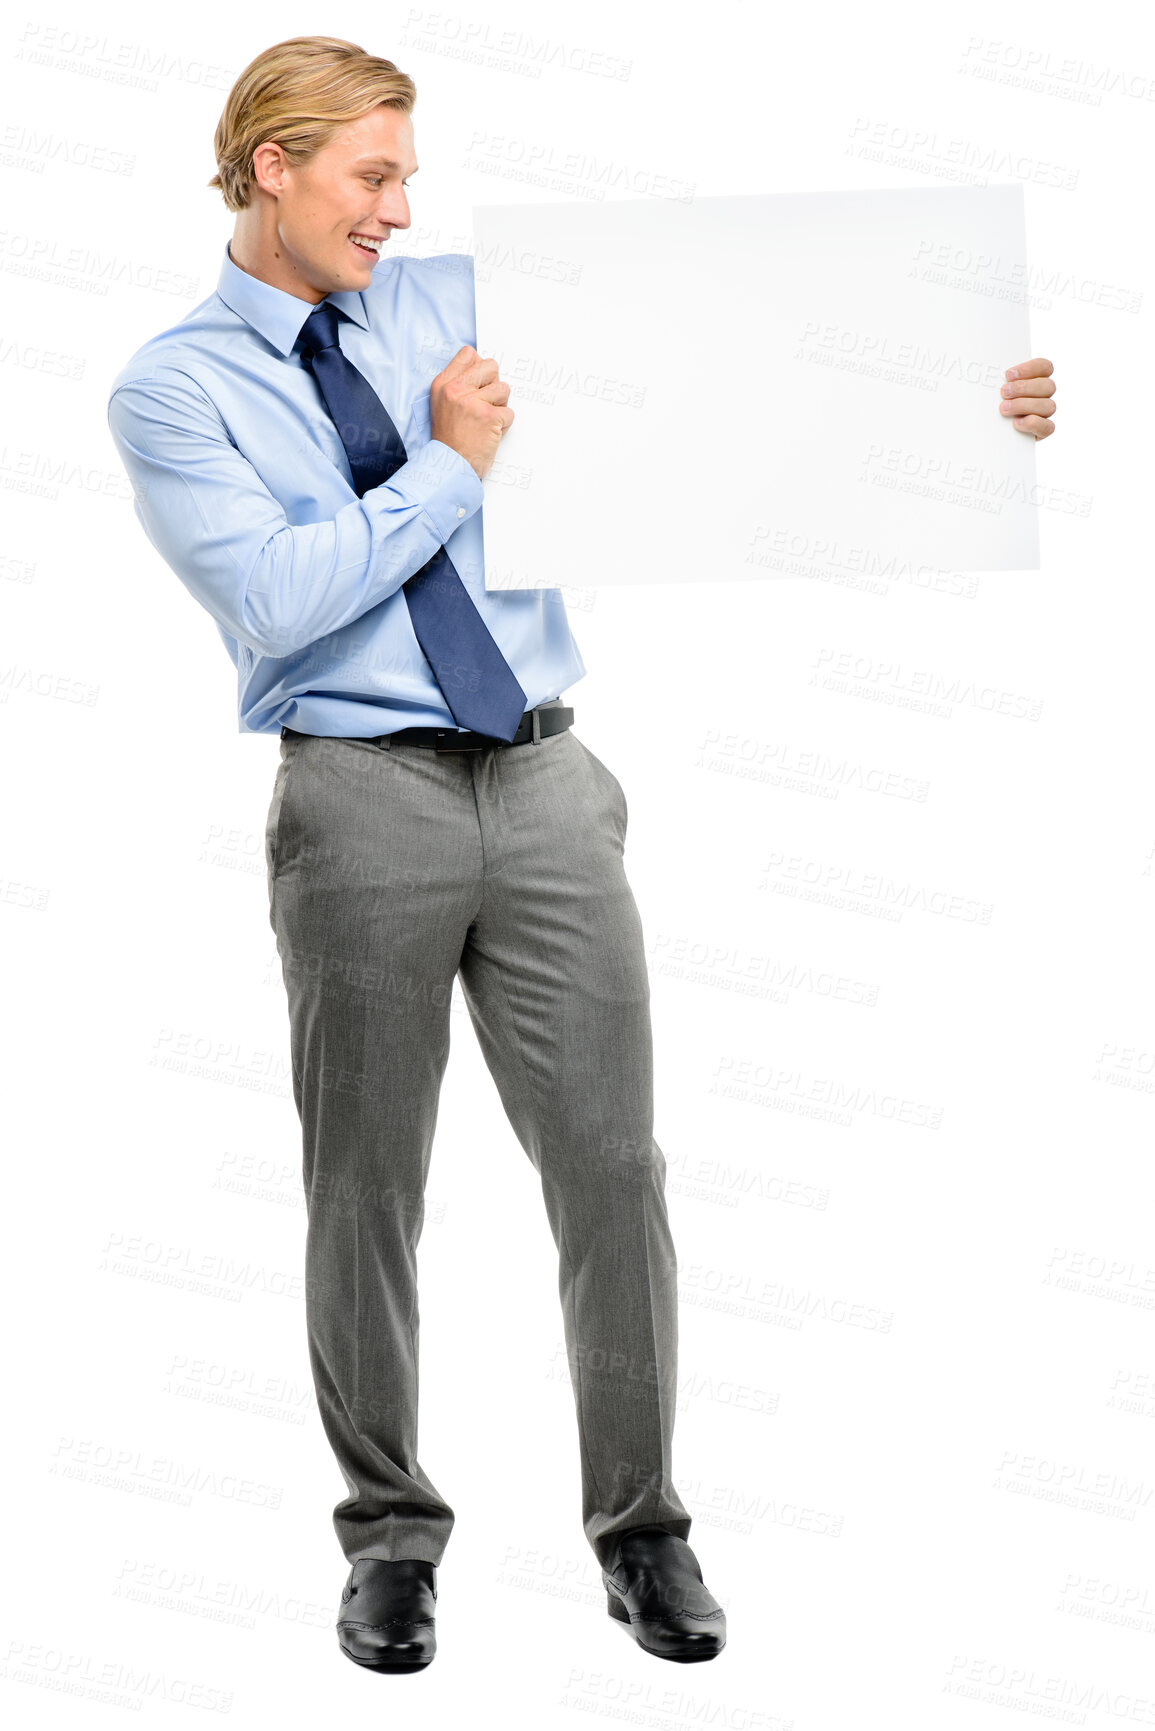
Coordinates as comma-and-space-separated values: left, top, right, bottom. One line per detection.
107, 34, 1057, 1676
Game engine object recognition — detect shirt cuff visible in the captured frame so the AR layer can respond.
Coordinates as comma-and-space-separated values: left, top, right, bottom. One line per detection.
383, 437, 485, 545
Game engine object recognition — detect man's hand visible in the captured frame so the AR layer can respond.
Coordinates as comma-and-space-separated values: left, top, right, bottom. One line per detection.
429, 344, 514, 480
999, 358, 1057, 439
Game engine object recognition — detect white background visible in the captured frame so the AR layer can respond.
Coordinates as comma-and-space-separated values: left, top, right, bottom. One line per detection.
1, 1, 1152, 1727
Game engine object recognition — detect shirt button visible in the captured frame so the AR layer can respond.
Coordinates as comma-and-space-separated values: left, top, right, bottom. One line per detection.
455, 506, 466, 518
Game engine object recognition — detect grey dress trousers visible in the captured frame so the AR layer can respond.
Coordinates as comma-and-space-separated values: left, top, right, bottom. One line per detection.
264, 700, 693, 1570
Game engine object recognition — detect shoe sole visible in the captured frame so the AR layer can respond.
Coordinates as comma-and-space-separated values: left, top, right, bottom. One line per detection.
339, 1642, 434, 1673
606, 1589, 725, 1662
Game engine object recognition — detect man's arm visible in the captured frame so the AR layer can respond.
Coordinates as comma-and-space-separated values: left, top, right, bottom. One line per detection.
107, 365, 483, 658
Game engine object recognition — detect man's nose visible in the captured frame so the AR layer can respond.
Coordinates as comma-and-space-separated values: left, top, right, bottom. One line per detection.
377, 192, 410, 231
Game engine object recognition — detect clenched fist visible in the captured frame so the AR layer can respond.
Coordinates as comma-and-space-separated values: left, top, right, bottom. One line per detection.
429, 344, 514, 480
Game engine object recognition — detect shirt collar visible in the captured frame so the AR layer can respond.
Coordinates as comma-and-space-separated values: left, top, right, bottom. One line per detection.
216, 240, 369, 357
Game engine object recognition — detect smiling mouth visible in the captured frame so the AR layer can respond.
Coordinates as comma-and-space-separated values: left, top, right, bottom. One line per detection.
349, 232, 386, 259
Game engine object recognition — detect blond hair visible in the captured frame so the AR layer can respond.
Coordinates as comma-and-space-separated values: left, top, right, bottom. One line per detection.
208, 36, 416, 212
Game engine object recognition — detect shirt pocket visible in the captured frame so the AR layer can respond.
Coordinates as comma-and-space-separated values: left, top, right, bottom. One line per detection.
409, 391, 433, 446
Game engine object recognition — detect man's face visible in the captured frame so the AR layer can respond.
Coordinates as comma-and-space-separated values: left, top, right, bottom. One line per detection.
265, 104, 417, 294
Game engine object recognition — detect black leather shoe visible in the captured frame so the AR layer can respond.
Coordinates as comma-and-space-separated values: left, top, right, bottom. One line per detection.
602, 1527, 726, 1662
336, 1557, 437, 1672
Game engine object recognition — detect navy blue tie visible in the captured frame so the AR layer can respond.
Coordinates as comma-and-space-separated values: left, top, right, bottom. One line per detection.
299, 299, 527, 741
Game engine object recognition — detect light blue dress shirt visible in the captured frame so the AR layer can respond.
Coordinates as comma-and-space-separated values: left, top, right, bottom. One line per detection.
106, 241, 587, 736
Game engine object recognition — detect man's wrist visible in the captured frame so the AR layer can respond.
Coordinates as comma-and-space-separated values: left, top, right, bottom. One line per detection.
381, 437, 485, 543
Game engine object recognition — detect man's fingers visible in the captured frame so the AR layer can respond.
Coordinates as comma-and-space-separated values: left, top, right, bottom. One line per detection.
1000, 359, 1057, 439
1000, 377, 1055, 399
1012, 414, 1056, 439
1000, 395, 1056, 417
443, 344, 479, 375
444, 344, 499, 388
1004, 357, 1053, 381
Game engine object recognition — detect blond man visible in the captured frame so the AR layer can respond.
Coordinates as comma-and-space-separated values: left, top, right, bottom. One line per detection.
108, 34, 730, 1672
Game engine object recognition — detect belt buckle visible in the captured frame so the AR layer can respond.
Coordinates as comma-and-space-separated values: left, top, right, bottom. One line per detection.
434, 729, 486, 753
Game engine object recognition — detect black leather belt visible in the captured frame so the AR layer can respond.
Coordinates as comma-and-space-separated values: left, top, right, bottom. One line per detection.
282, 704, 574, 753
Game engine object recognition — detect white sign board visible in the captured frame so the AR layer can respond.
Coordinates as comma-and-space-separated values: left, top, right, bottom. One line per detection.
473, 184, 1039, 589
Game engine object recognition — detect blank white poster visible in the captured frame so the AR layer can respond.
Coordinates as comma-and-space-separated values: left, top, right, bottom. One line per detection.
474, 183, 1039, 589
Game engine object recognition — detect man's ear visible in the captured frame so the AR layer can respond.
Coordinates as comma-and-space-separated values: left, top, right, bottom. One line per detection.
252, 141, 288, 198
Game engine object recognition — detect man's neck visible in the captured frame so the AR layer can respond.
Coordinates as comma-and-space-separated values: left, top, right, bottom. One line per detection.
227, 235, 326, 305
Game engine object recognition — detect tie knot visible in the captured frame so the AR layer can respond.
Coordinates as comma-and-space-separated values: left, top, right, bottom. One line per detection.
300, 300, 343, 358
